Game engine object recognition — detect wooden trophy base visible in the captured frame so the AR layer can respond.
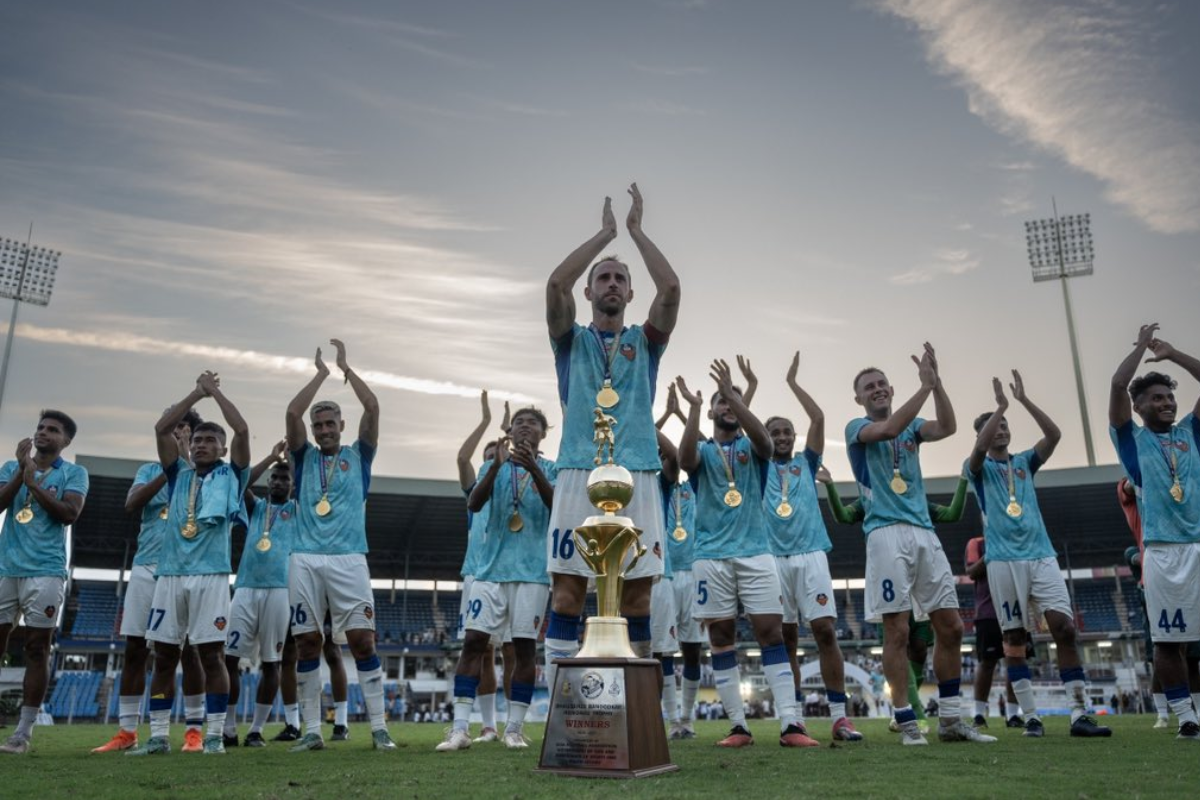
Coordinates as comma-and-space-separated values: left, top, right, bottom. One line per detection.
535, 657, 678, 779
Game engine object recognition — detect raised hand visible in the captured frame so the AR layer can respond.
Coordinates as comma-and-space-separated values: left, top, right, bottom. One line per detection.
1008, 370, 1026, 403
479, 391, 492, 425
315, 347, 330, 377
993, 377, 1009, 408
1145, 338, 1177, 364
15, 437, 31, 462
912, 345, 936, 389
602, 196, 617, 239
493, 436, 511, 466
330, 338, 350, 383
737, 355, 757, 388
815, 465, 833, 485
676, 377, 701, 408
786, 351, 800, 386
709, 359, 736, 400
1134, 323, 1160, 350
197, 370, 220, 396
510, 439, 538, 470
271, 438, 288, 463
501, 401, 512, 434
665, 383, 681, 417
626, 183, 643, 232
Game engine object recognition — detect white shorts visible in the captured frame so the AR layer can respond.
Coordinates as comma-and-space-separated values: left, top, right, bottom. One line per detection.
119, 564, 158, 638
288, 553, 374, 636
147, 574, 232, 646
986, 557, 1072, 632
457, 576, 475, 641
0, 576, 65, 629
776, 551, 837, 625
670, 570, 704, 644
228, 587, 290, 663
651, 577, 678, 653
464, 580, 548, 641
864, 524, 958, 623
692, 555, 783, 620
547, 469, 665, 580
1144, 542, 1200, 644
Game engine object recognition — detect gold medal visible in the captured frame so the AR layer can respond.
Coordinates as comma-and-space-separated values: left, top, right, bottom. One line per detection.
1171, 481, 1185, 503
256, 536, 272, 553
776, 502, 793, 518
508, 511, 524, 532
890, 472, 908, 494
724, 488, 743, 507
15, 507, 33, 524
180, 520, 198, 539
596, 381, 619, 408
158, 506, 169, 520
315, 496, 332, 516
672, 526, 688, 542
1006, 499, 1023, 518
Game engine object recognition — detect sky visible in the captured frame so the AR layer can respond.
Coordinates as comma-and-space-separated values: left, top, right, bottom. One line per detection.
0, 0, 1197, 483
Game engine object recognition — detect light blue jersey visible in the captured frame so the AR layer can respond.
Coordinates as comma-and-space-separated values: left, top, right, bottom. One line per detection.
235, 499, 296, 589
552, 322, 667, 471
693, 436, 770, 560
459, 486, 489, 578
473, 457, 556, 584
966, 450, 1054, 561
130, 462, 170, 567
661, 475, 697, 576
291, 439, 374, 555
0, 458, 89, 578
765, 450, 832, 557
157, 458, 249, 577
1112, 414, 1200, 544
845, 417, 933, 534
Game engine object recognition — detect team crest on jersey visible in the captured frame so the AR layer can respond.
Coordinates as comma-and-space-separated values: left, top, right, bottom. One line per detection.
816, 593, 828, 606
44, 605, 56, 618
903, 438, 916, 452
1177, 441, 1191, 453
214, 616, 227, 631
48, 486, 59, 496
339, 459, 350, 472
681, 489, 691, 500
619, 343, 636, 361
1015, 468, 1027, 480
736, 451, 749, 464
280, 509, 291, 520
363, 604, 374, 620
653, 542, 662, 560
790, 466, 802, 476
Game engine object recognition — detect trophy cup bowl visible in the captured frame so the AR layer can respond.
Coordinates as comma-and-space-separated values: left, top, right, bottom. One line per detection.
585, 462, 635, 517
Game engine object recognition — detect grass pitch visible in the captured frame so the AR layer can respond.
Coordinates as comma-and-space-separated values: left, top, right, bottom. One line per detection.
3, 715, 1197, 799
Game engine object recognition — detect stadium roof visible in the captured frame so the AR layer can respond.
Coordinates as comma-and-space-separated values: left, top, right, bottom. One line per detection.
70, 456, 1135, 582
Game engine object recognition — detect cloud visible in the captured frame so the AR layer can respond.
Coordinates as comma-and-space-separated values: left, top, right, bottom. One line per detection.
288, 4, 486, 69
623, 99, 706, 116
877, 0, 1200, 233
890, 246, 980, 284
15, 323, 538, 403
632, 63, 710, 77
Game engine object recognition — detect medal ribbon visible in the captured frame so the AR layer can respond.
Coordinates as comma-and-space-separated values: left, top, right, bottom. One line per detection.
1155, 432, 1179, 485
186, 469, 203, 527
589, 324, 622, 391
509, 461, 532, 515
716, 439, 738, 491
673, 482, 684, 528
1003, 456, 1017, 502
264, 501, 282, 536
775, 461, 791, 504
891, 437, 902, 478
318, 451, 339, 499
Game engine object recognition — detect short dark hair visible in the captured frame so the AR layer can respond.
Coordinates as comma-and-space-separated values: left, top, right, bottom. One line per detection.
1129, 371, 1176, 402
973, 411, 994, 433
39, 409, 77, 440
192, 421, 227, 443
710, 386, 744, 407
511, 407, 549, 431
269, 460, 293, 477
853, 367, 886, 393
587, 256, 630, 287
180, 408, 203, 431
764, 416, 793, 431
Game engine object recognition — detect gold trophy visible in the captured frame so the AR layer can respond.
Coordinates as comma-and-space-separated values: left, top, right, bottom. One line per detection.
537, 409, 676, 779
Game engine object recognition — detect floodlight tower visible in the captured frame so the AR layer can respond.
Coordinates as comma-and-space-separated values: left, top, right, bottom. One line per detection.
1024, 200, 1096, 466
0, 228, 62, 417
